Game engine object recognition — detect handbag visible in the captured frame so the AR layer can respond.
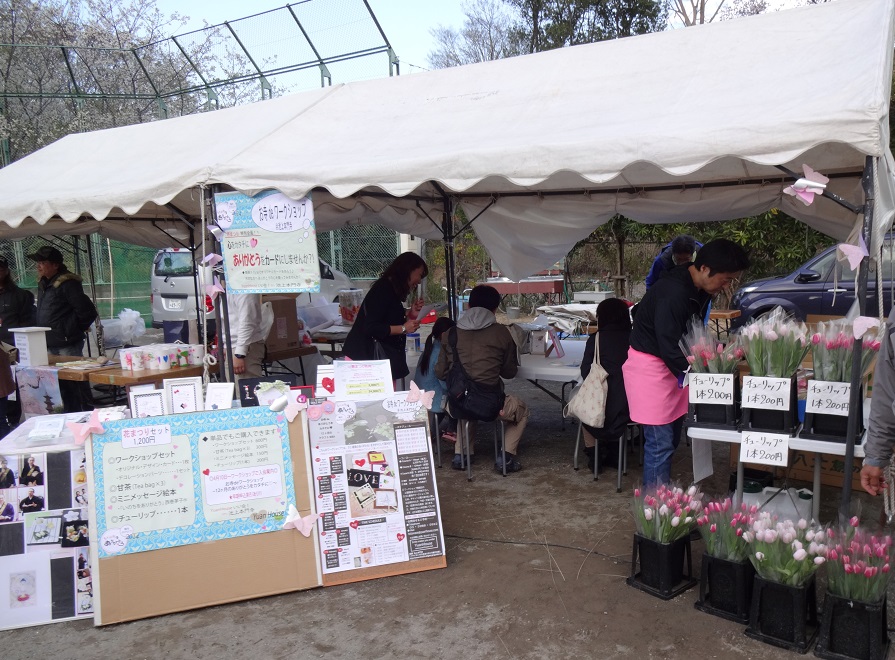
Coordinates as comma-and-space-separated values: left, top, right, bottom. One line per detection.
445, 328, 505, 421
0, 341, 18, 365
563, 332, 608, 428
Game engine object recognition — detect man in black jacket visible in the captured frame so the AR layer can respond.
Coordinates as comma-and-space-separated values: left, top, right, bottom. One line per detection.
0, 257, 35, 433
623, 239, 750, 486
29, 246, 97, 357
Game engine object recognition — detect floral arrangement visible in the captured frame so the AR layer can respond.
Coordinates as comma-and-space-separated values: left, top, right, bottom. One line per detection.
633, 483, 703, 544
825, 517, 893, 603
810, 318, 883, 383
743, 511, 827, 586
680, 320, 744, 373
697, 498, 757, 562
737, 307, 809, 378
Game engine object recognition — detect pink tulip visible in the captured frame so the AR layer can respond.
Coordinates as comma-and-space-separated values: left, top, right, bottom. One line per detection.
686, 355, 696, 364
814, 557, 825, 565
716, 343, 724, 354
811, 333, 822, 345
736, 528, 743, 537
850, 516, 860, 528
634, 488, 641, 497
864, 567, 875, 578
710, 524, 717, 533
765, 330, 778, 341
883, 564, 890, 573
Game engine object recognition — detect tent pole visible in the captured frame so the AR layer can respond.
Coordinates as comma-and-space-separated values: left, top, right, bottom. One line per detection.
188, 225, 202, 343
441, 193, 457, 320
839, 155, 875, 521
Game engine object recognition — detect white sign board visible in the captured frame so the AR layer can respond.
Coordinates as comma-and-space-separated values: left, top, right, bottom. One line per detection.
805, 380, 850, 417
739, 431, 789, 467
741, 376, 792, 411
688, 373, 735, 405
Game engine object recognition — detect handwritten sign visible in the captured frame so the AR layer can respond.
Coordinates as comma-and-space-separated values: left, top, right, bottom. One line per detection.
740, 431, 789, 467
742, 376, 792, 411
689, 373, 735, 405
806, 380, 850, 417
334, 360, 395, 401
215, 190, 319, 294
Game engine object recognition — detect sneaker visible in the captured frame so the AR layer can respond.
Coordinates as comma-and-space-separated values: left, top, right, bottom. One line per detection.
451, 455, 474, 470
495, 456, 522, 473
441, 431, 457, 443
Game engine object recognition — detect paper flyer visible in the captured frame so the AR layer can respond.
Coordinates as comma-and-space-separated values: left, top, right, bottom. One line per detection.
308, 394, 445, 574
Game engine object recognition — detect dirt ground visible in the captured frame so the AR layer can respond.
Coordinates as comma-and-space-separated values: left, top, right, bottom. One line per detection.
4, 360, 887, 659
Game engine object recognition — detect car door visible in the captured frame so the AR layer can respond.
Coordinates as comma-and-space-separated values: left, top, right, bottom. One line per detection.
821, 247, 880, 317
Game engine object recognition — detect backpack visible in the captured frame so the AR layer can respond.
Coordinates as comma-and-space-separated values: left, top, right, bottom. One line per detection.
445, 328, 506, 421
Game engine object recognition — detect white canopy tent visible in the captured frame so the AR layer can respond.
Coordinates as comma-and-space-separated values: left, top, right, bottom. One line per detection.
0, 0, 892, 285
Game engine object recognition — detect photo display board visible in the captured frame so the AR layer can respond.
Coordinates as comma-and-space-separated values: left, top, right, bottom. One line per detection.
307, 393, 446, 582
90, 408, 296, 558
0, 446, 93, 630
214, 190, 320, 295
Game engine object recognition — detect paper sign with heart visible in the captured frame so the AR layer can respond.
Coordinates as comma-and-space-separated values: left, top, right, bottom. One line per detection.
321, 377, 335, 393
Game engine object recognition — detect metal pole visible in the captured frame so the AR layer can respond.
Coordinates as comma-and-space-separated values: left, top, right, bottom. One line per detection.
839, 156, 875, 521
442, 195, 457, 319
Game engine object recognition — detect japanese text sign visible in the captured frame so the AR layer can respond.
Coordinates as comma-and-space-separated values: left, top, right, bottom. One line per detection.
740, 431, 789, 467
742, 376, 792, 411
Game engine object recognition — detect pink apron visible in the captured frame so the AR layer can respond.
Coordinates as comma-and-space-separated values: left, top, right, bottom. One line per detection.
622, 348, 688, 425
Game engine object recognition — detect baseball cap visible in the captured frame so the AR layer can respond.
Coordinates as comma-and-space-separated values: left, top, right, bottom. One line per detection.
27, 246, 64, 264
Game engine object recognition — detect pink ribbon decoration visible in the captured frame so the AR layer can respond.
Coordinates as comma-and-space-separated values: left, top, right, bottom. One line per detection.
837, 234, 869, 270
406, 381, 435, 410
65, 408, 105, 446
783, 164, 829, 206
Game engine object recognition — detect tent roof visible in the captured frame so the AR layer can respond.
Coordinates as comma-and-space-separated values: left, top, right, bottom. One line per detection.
0, 0, 893, 279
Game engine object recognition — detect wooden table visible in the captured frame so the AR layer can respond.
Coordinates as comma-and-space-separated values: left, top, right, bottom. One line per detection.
709, 309, 741, 339
46, 355, 120, 382
87, 363, 212, 387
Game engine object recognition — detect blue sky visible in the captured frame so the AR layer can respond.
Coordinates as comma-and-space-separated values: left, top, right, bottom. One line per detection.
154, 0, 468, 73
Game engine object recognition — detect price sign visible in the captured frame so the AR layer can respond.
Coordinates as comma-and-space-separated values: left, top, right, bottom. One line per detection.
739, 431, 789, 467
742, 376, 791, 411
689, 373, 735, 405
805, 380, 850, 417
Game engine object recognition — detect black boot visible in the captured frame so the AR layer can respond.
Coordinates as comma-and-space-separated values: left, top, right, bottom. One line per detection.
583, 446, 595, 472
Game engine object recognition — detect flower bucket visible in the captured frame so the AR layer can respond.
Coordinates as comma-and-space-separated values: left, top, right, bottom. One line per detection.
626, 533, 697, 600
815, 593, 890, 660
695, 554, 755, 624
745, 574, 818, 653
802, 398, 864, 444
739, 375, 799, 436
687, 372, 741, 430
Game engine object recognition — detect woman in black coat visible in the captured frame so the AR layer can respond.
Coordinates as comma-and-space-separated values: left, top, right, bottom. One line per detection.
343, 252, 428, 382
580, 297, 631, 471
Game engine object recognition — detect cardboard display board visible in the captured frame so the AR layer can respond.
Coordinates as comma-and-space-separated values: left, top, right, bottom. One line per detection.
306, 394, 447, 586
89, 408, 320, 625
0, 445, 93, 630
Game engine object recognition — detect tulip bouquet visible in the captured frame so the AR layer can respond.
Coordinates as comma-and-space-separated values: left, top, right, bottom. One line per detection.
744, 511, 827, 586
825, 517, 893, 603
737, 307, 809, 378
680, 320, 745, 373
632, 483, 704, 544
697, 498, 757, 562
809, 318, 884, 383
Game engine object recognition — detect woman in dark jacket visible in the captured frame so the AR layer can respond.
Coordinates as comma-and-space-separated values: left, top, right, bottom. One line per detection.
580, 297, 631, 471
343, 252, 428, 382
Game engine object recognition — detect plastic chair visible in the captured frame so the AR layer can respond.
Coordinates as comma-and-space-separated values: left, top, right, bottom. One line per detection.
456, 417, 507, 481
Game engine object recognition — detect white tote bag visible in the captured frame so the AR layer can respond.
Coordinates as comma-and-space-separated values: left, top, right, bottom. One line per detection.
563, 332, 608, 428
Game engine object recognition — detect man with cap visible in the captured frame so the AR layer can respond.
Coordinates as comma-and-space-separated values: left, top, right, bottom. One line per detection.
28, 245, 97, 357
0, 256, 34, 435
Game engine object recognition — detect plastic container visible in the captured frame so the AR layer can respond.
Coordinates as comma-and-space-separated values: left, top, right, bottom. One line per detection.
742, 487, 812, 521
407, 332, 421, 353
506, 306, 521, 320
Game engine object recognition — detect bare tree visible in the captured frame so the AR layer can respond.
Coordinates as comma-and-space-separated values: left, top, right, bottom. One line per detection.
666, 0, 726, 25
428, 0, 522, 69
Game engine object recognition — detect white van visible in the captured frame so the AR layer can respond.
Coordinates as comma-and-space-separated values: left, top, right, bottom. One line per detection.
150, 249, 356, 327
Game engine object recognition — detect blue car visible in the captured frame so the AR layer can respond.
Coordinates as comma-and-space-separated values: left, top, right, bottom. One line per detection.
730, 241, 893, 330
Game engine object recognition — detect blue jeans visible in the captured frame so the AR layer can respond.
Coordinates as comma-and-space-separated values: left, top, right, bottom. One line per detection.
642, 416, 684, 486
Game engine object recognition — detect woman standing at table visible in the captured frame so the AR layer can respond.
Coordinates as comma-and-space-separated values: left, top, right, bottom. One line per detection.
344, 252, 427, 384
580, 298, 632, 472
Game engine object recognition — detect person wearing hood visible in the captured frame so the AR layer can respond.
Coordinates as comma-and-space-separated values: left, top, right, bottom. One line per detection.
435, 284, 530, 473
624, 239, 749, 486
28, 245, 97, 357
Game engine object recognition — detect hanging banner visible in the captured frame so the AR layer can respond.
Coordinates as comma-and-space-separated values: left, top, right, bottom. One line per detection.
90, 408, 296, 558
214, 190, 320, 294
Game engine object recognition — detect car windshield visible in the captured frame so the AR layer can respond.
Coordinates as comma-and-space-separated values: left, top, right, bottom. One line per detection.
155, 252, 194, 277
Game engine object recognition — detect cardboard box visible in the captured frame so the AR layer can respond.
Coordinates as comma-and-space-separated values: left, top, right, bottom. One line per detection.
263, 295, 301, 352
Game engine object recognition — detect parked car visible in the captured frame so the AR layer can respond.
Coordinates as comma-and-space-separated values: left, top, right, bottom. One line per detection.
730, 240, 893, 329
151, 249, 355, 327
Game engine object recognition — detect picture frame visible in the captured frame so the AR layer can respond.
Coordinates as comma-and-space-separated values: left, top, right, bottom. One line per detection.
373, 489, 398, 511
204, 382, 235, 411
129, 390, 167, 418
163, 376, 203, 414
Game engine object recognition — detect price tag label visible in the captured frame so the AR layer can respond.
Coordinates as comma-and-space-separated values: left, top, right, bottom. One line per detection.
739, 431, 789, 467
689, 373, 735, 405
742, 376, 791, 411
805, 380, 850, 417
